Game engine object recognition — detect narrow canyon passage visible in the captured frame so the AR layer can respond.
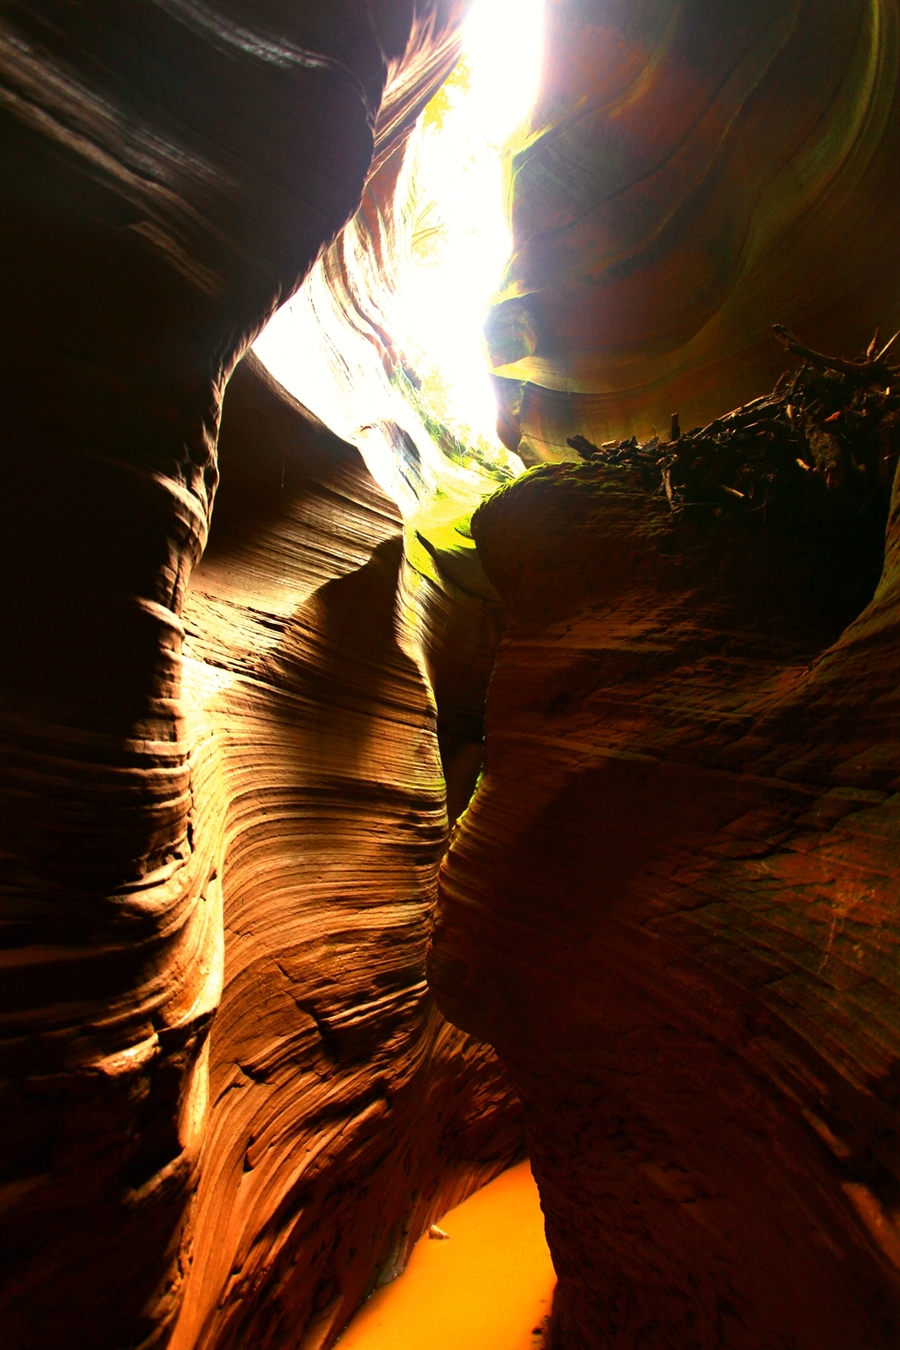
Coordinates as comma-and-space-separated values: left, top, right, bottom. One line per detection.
2, 2, 900, 1349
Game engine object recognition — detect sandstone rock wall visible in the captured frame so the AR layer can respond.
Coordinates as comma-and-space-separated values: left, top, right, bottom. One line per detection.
488, 0, 900, 461
8, 2, 900, 1347
431, 446, 900, 1347
171, 355, 521, 1350
1, 6, 527, 1348
430, 7, 900, 1339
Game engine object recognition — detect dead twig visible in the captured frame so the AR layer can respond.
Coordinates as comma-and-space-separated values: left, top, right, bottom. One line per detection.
772, 324, 899, 384
565, 324, 900, 539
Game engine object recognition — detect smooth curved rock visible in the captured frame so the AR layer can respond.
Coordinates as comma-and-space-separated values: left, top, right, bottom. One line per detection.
1, 5, 508, 1347
171, 354, 522, 1350
431, 445, 900, 1346
488, 0, 900, 461
11, 1, 900, 1346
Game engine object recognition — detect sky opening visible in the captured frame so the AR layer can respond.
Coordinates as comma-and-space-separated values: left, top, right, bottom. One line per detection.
395, 0, 544, 450
254, 0, 544, 466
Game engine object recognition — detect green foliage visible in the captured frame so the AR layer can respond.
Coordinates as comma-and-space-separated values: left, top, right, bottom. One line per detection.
409, 192, 446, 263
421, 55, 473, 134
392, 365, 517, 484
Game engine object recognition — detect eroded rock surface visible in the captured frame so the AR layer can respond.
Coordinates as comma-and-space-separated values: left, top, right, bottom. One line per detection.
431, 449, 900, 1346
172, 355, 522, 1350
489, 0, 900, 460
7, 1, 900, 1346
0, 5, 527, 1348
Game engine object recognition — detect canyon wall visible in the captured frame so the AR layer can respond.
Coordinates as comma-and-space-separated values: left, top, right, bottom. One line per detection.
171, 354, 521, 1350
429, 2, 900, 1334
429, 1, 900, 1345
431, 441, 900, 1348
6, 1, 900, 1348
488, 0, 900, 461
1, 5, 524, 1348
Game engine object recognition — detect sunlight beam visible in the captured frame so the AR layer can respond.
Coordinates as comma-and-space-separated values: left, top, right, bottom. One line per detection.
253, 0, 544, 469
396, 0, 544, 447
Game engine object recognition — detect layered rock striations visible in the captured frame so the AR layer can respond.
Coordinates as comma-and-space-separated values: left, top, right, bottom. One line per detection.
9, 1, 900, 1347
430, 6, 900, 1341
252, 61, 522, 837
171, 354, 522, 1350
488, 0, 900, 461
0, 5, 528, 1348
431, 429, 900, 1345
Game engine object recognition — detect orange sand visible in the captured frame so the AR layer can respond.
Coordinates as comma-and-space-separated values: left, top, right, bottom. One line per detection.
336, 1161, 556, 1349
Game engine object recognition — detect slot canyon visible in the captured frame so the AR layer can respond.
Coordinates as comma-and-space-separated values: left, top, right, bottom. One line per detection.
2, 1, 900, 1347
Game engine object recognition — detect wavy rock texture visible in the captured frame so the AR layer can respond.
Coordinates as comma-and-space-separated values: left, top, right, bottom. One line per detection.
431, 452, 900, 1347
171, 354, 522, 1350
252, 64, 522, 834
10, 1, 900, 1347
0, 5, 528, 1348
488, 0, 900, 461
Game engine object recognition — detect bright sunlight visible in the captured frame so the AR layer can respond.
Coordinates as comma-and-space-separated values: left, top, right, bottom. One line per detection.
254, 0, 543, 462
395, 0, 544, 445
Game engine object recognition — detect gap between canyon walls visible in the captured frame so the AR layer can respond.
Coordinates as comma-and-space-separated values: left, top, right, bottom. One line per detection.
170, 352, 523, 1350
169, 25, 545, 1338
0, 5, 525, 1350
6, 2, 900, 1350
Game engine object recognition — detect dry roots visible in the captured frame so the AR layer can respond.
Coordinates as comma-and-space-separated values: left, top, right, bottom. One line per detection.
567, 327, 900, 530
